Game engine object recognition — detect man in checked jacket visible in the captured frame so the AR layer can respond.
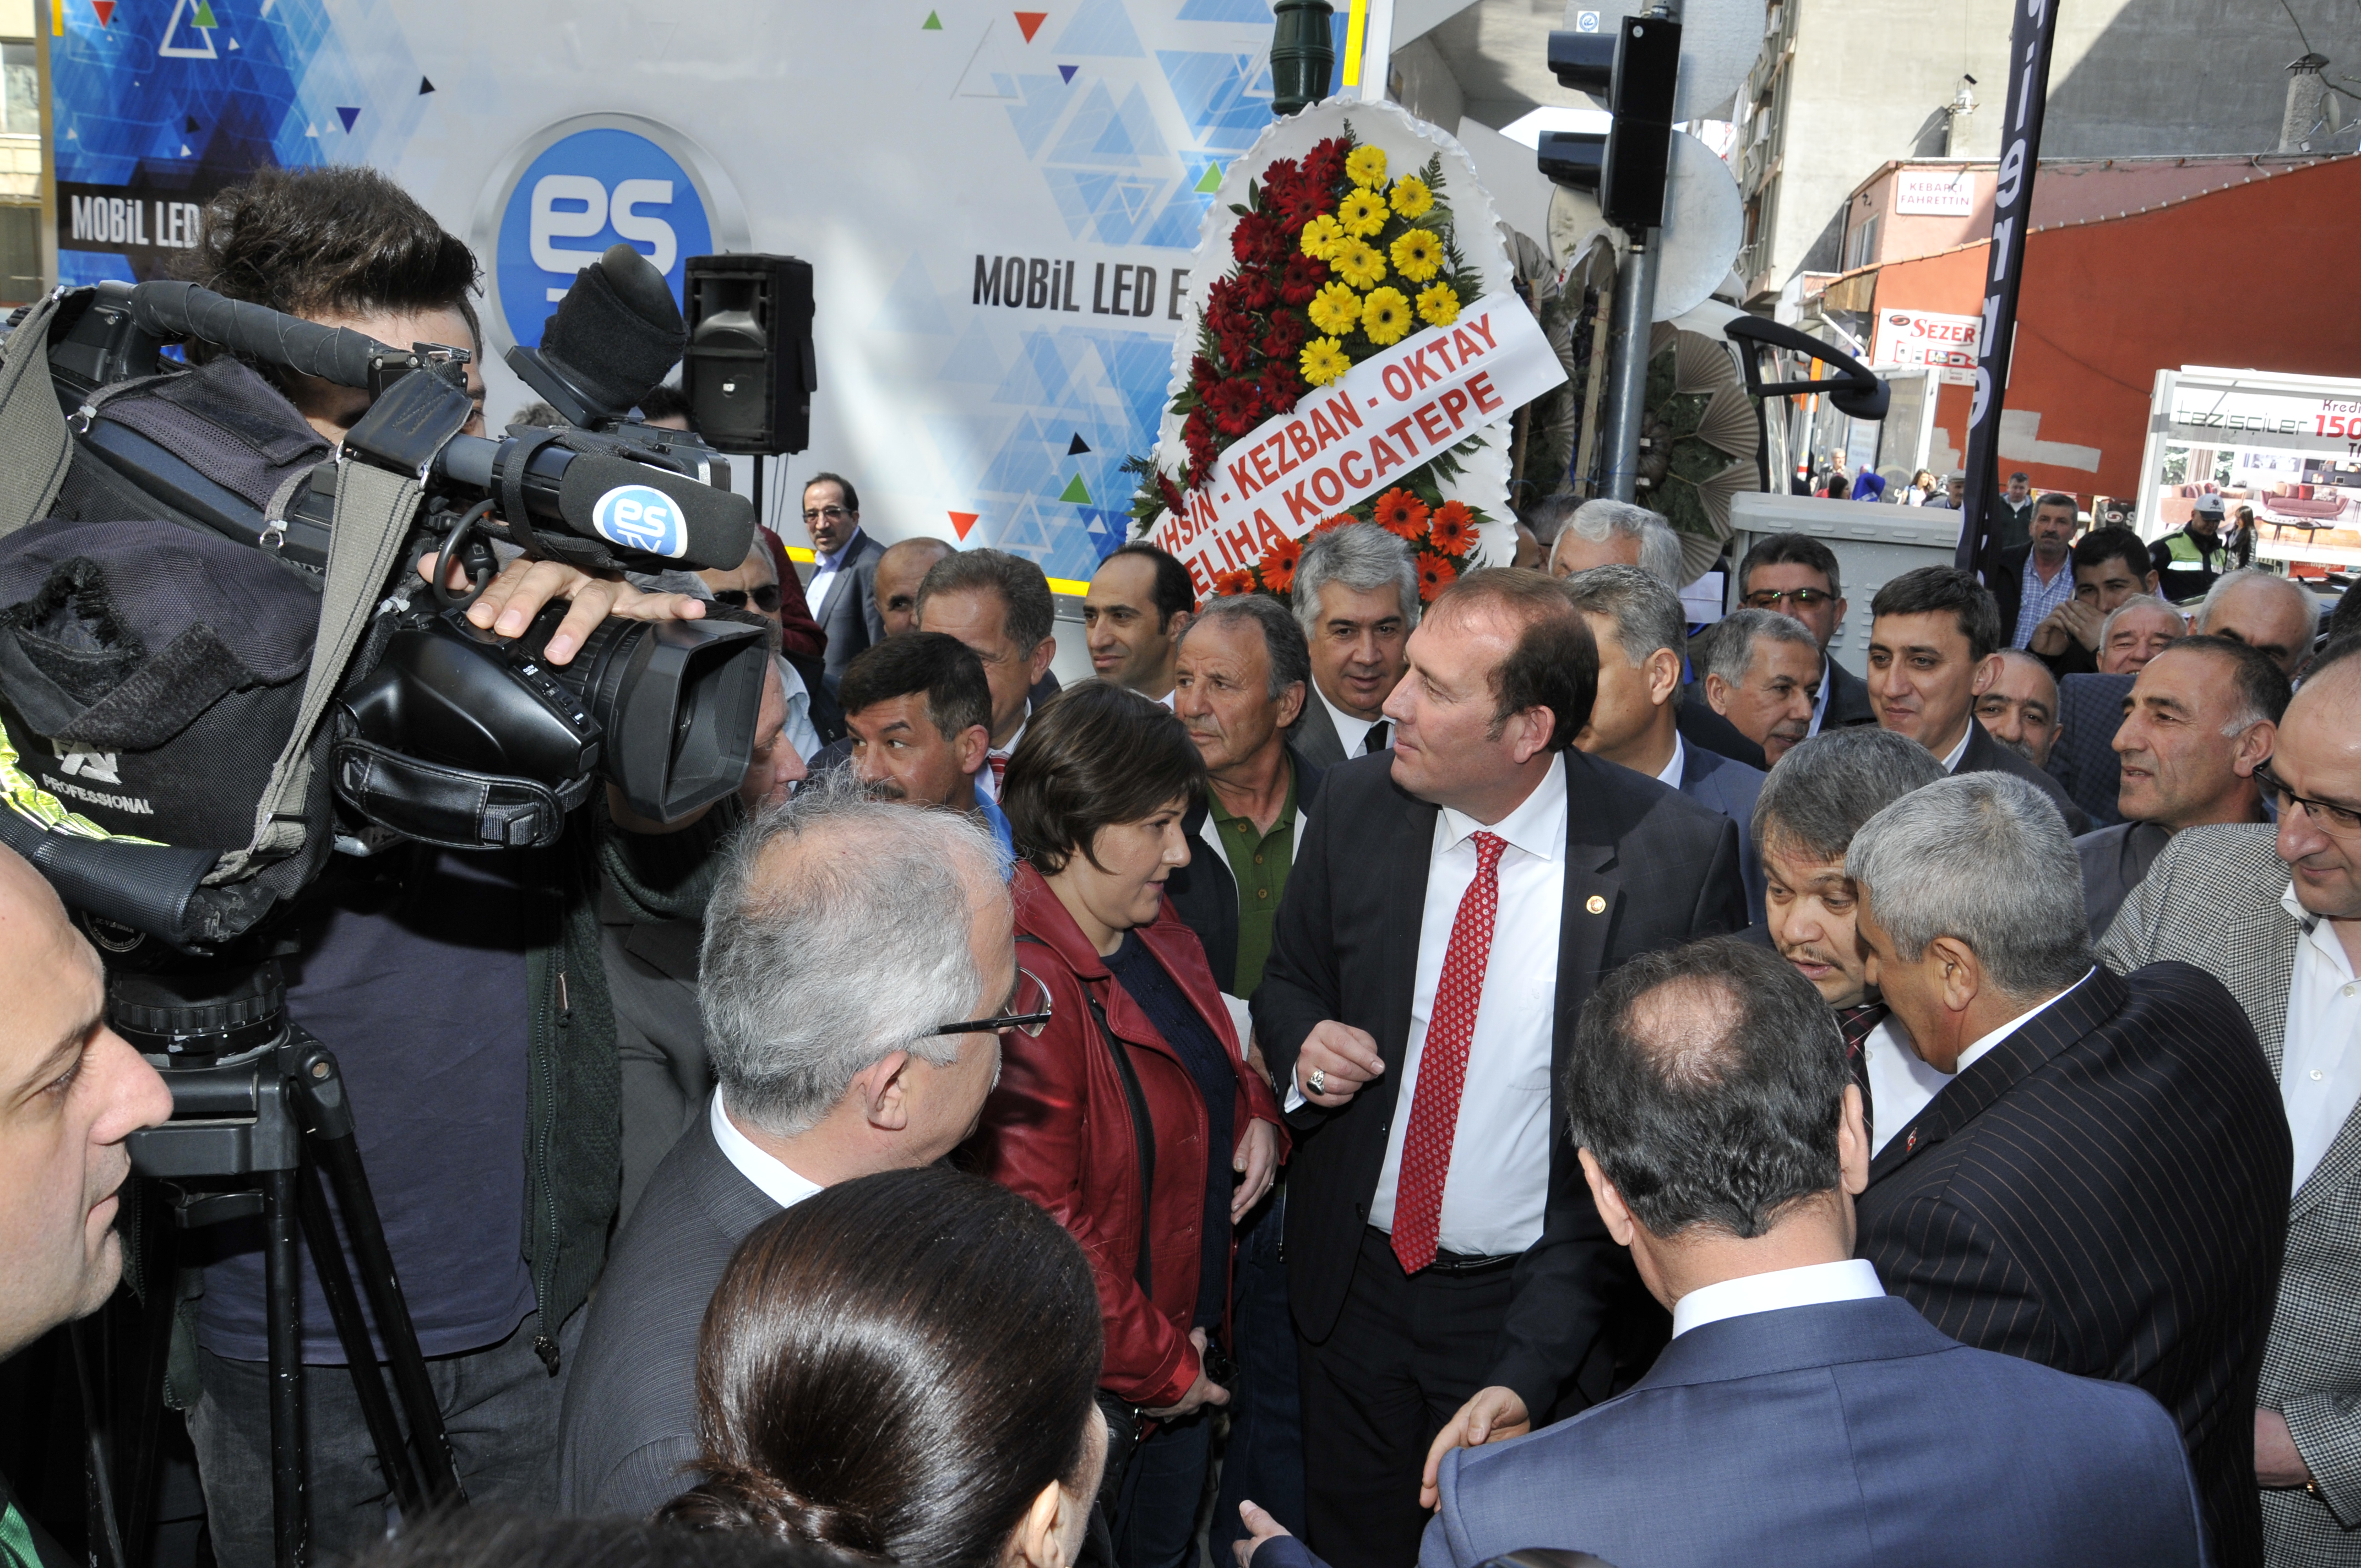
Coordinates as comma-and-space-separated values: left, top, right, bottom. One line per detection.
2102, 637, 2361, 1566
1847, 771, 2290, 1568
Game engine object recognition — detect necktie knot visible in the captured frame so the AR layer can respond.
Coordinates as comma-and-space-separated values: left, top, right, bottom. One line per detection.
1471, 830, 1506, 872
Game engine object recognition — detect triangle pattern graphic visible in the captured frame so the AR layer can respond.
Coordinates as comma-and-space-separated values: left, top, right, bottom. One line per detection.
1068, 433, 1091, 455
922, 9, 943, 28
336, 106, 362, 132
948, 510, 982, 540
1058, 474, 1092, 505
1053, 0, 1145, 58
191, 0, 215, 22
184, 114, 199, 131
156, 0, 216, 57
418, 77, 435, 94
1193, 160, 1223, 193
1014, 11, 1049, 43
88, 0, 111, 24
954, 16, 1024, 99
1058, 64, 1079, 83
868, 253, 956, 335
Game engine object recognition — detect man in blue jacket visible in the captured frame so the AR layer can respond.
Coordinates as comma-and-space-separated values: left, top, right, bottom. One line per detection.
1236, 937, 2207, 1568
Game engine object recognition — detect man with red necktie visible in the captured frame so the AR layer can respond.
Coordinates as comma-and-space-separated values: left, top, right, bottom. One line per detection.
1255, 570, 1749, 1568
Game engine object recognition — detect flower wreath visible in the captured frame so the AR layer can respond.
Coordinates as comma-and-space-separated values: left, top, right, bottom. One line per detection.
1127, 127, 1494, 603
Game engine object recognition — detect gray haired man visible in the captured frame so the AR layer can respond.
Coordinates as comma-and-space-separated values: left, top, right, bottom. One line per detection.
1546, 499, 1684, 587
557, 784, 1020, 1517
1691, 608, 1826, 768
1287, 522, 1418, 769
2194, 568, 2321, 679
1849, 771, 2290, 1567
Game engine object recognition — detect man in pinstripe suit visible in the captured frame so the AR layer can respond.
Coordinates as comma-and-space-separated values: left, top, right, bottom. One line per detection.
2101, 640, 2361, 1566
1848, 772, 2292, 1568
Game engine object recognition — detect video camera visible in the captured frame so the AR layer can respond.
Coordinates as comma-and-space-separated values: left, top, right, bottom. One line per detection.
0, 242, 768, 955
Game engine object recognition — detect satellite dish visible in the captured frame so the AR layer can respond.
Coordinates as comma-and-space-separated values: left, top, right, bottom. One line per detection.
1650, 135, 1742, 321
1561, 0, 1756, 122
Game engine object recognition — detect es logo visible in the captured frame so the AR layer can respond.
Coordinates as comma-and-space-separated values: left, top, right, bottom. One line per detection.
591, 485, 688, 559
495, 127, 714, 354
53, 743, 119, 784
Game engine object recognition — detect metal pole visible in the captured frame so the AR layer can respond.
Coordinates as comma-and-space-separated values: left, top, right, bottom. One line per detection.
1598, 232, 1661, 502
1359, 0, 1395, 101
263, 1169, 308, 1568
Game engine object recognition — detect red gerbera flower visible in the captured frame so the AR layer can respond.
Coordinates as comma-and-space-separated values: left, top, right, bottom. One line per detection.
1372, 488, 1430, 541
1312, 513, 1356, 535
1203, 274, 1241, 314
1258, 360, 1302, 414
1216, 331, 1257, 373
1426, 502, 1474, 557
1207, 377, 1264, 437
1259, 312, 1309, 360
1234, 270, 1277, 312
1303, 137, 1350, 190
1213, 568, 1255, 598
1189, 353, 1220, 400
1260, 532, 1303, 592
1157, 473, 1188, 519
1415, 550, 1458, 603
1231, 212, 1278, 264
1279, 253, 1328, 306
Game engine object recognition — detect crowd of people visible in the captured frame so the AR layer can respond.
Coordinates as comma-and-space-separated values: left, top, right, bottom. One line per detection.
6, 164, 2361, 1568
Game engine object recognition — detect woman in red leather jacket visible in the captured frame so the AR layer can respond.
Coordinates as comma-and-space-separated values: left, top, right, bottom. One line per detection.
967, 682, 1286, 1568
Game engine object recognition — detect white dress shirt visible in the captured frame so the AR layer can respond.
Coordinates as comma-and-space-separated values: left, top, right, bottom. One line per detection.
1653, 734, 1686, 790
1316, 682, 1388, 757
709, 1087, 824, 1211
2278, 883, 2361, 1193
1940, 721, 1974, 773
804, 527, 865, 615
975, 704, 1031, 804
773, 654, 823, 765
1362, 761, 1569, 1256
1868, 971, 2094, 1155
1671, 1258, 1885, 1338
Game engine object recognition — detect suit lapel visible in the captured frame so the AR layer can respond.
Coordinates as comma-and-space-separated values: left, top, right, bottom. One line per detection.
1376, 774, 1439, 1112
1555, 753, 1620, 1092
1866, 967, 2126, 1184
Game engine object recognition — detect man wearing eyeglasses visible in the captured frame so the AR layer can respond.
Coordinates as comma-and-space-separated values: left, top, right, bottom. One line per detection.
2099, 637, 2361, 1566
1733, 533, 1878, 734
801, 472, 888, 693
560, 782, 1025, 1518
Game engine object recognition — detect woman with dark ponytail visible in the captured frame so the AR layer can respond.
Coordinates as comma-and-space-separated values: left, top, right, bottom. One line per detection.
658, 1168, 1107, 1568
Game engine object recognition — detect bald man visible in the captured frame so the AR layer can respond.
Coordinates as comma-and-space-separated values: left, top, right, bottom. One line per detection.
0, 848, 172, 1560
874, 538, 954, 639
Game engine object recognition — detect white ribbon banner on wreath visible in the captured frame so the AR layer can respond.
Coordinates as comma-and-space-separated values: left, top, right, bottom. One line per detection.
1149, 303, 1567, 594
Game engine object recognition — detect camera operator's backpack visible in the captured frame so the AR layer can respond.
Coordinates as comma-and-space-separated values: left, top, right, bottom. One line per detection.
0, 290, 425, 952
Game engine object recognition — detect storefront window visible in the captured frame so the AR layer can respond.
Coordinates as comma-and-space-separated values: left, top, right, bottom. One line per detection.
2, 42, 36, 137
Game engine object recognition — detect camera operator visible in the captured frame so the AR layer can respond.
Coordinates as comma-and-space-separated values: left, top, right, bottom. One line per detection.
0, 847, 173, 1566
172, 166, 740, 1566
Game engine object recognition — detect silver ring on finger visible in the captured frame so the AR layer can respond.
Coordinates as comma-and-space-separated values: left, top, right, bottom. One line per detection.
1309, 1068, 1327, 1096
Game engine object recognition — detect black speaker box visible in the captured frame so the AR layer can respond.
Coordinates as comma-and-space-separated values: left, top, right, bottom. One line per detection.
682, 254, 816, 454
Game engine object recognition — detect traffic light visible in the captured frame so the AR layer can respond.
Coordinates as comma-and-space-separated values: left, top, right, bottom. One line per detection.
1541, 15, 1682, 232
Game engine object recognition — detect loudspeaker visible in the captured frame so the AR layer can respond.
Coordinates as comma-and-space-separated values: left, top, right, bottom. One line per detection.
682, 254, 816, 455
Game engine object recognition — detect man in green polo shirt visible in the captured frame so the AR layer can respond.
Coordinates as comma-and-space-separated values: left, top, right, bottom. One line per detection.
1167, 595, 1329, 998
0, 846, 173, 1567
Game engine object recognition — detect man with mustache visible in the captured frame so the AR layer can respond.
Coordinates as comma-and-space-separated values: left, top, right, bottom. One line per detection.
840, 633, 1013, 862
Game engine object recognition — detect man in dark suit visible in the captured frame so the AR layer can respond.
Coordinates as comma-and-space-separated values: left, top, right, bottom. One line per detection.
1563, 566, 1767, 919
1734, 532, 1878, 734
1238, 937, 2208, 1568
1866, 565, 2091, 833
1254, 570, 1748, 1568
558, 786, 1014, 1518
1690, 608, 1825, 770
1285, 523, 1417, 769
800, 472, 887, 692
915, 548, 1059, 798
1848, 771, 2292, 1567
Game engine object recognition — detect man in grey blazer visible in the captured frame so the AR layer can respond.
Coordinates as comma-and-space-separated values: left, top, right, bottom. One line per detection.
557, 782, 1016, 1518
2101, 640, 2361, 1566
1286, 523, 1416, 769
1565, 566, 1768, 919
801, 472, 888, 692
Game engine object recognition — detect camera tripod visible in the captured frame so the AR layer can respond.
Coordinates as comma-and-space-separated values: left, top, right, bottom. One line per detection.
113, 963, 466, 1568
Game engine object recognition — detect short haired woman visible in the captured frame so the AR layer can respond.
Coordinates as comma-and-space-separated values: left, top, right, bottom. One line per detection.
659, 1168, 1106, 1568
974, 683, 1285, 1568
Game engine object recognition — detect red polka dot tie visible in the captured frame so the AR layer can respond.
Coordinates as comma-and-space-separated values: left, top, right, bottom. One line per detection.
989, 752, 1009, 787
1392, 830, 1506, 1276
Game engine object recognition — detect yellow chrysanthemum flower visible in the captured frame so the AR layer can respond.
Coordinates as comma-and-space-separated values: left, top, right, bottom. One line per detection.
1389, 175, 1434, 219
1308, 281, 1363, 336
1332, 238, 1386, 290
1416, 281, 1461, 328
1299, 213, 1346, 261
1346, 144, 1389, 189
1390, 228, 1443, 282
1300, 336, 1351, 387
1361, 286, 1413, 347
1336, 187, 1388, 238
